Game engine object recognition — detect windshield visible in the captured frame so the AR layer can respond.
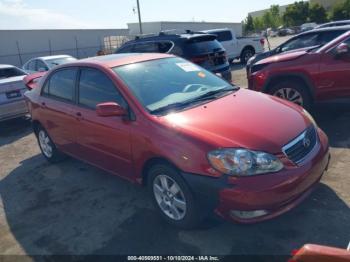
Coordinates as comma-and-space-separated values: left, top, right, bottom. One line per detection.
279, 34, 319, 53
45, 57, 76, 68
113, 57, 236, 114
0, 67, 26, 79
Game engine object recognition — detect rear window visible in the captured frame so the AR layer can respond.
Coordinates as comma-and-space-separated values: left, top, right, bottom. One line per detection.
213, 31, 233, 42
0, 67, 26, 79
184, 38, 223, 56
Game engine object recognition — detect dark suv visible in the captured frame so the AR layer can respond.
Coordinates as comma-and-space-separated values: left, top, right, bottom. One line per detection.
116, 31, 232, 82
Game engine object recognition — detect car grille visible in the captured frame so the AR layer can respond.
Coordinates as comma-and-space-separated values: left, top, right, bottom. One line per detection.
282, 126, 318, 164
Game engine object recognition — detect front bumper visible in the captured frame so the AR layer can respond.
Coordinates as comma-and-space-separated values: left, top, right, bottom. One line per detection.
182, 128, 330, 224
0, 100, 28, 122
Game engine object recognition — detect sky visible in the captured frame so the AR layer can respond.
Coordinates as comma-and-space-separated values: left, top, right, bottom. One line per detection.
0, 0, 295, 29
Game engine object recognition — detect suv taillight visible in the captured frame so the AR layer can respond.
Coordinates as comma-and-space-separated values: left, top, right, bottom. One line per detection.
260, 38, 265, 46
190, 55, 208, 64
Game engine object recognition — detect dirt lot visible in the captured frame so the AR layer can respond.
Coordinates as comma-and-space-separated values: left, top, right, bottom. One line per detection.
0, 36, 349, 259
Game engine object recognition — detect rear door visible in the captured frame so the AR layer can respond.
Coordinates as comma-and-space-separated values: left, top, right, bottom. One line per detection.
318, 37, 350, 99
38, 68, 78, 154
74, 67, 133, 178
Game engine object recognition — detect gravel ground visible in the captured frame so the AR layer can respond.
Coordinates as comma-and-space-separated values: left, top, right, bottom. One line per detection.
0, 36, 349, 260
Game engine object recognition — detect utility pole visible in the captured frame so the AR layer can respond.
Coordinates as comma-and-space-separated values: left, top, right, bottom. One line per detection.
136, 0, 143, 35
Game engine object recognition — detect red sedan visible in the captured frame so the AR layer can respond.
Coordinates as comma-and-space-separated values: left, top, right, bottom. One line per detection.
24, 53, 330, 228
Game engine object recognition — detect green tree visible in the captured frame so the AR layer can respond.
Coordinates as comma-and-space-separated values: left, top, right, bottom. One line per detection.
243, 14, 254, 33
331, 0, 350, 20
253, 17, 264, 31
309, 3, 328, 24
283, 1, 310, 26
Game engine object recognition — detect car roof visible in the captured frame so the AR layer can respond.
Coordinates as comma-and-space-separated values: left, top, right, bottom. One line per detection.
306, 25, 350, 34
317, 20, 350, 27
37, 55, 73, 61
0, 64, 15, 69
124, 32, 215, 45
65, 53, 175, 68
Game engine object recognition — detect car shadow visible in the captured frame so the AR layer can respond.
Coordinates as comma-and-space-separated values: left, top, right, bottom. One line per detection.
230, 62, 245, 71
313, 99, 350, 148
0, 154, 349, 257
0, 117, 32, 147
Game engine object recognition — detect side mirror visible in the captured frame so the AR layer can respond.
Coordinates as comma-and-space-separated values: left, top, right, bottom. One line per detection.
335, 43, 349, 57
96, 102, 127, 117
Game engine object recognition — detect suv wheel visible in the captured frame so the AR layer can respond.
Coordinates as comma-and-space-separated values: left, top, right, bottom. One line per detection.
148, 163, 200, 229
36, 126, 65, 163
240, 48, 255, 64
269, 80, 312, 110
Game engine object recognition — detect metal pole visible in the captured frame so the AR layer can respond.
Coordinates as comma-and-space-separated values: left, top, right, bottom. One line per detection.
16, 41, 23, 65
136, 0, 143, 35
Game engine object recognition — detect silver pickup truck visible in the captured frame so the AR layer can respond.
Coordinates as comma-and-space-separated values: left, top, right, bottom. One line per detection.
202, 28, 265, 64
0, 65, 28, 122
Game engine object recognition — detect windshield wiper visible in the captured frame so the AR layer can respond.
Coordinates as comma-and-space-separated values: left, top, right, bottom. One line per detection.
187, 86, 238, 103
150, 102, 192, 115
150, 86, 238, 115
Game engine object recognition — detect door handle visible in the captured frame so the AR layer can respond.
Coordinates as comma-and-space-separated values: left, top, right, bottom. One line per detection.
40, 102, 46, 108
76, 112, 83, 120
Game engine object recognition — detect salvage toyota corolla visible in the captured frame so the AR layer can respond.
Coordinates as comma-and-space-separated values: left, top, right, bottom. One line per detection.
24, 53, 330, 228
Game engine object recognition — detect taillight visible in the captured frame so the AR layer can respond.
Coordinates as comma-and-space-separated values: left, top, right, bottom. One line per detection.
260, 38, 265, 46
190, 55, 208, 64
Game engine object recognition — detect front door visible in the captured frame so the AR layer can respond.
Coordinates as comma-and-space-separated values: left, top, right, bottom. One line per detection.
74, 67, 133, 178
318, 37, 350, 99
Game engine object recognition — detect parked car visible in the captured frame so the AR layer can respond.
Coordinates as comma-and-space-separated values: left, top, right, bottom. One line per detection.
201, 28, 265, 64
247, 26, 350, 71
0, 64, 28, 121
25, 53, 330, 228
301, 22, 318, 32
115, 31, 232, 82
291, 243, 350, 262
278, 27, 295, 36
316, 20, 350, 29
248, 30, 350, 110
22, 55, 77, 74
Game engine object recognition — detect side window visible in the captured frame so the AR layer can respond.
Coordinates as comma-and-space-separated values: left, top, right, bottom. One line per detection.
133, 42, 158, 53
158, 41, 173, 53
36, 60, 48, 71
48, 69, 77, 101
117, 44, 134, 53
280, 33, 318, 52
27, 60, 36, 71
78, 68, 126, 109
215, 31, 233, 42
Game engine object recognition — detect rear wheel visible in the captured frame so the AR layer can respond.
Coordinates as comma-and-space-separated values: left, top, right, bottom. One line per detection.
240, 48, 255, 64
36, 125, 65, 163
269, 80, 312, 110
147, 163, 200, 229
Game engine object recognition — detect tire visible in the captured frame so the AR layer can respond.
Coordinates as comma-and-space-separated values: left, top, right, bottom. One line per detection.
269, 79, 312, 111
35, 125, 65, 163
147, 163, 200, 229
240, 48, 255, 64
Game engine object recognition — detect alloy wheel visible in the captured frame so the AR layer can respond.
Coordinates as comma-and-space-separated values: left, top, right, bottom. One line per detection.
273, 87, 304, 106
153, 174, 187, 221
38, 130, 53, 158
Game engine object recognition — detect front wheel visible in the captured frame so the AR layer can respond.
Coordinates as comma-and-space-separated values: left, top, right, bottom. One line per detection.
269, 80, 312, 110
148, 164, 200, 229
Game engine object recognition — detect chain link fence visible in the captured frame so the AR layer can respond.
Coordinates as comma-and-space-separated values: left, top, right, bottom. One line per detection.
0, 34, 131, 67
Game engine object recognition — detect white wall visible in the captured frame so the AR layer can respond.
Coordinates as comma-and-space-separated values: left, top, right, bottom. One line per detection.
0, 29, 129, 67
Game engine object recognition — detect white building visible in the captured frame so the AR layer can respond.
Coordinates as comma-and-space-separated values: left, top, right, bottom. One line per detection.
0, 29, 129, 67
127, 21, 242, 37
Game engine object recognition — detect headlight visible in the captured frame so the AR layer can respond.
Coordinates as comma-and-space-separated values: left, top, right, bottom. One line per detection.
302, 109, 317, 127
208, 149, 283, 176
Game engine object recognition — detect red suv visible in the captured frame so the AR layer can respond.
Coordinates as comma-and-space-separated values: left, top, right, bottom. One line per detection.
248, 31, 350, 109
25, 53, 330, 228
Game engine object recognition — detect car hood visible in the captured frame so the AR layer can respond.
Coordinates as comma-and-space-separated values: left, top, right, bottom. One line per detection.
247, 50, 275, 66
160, 89, 310, 154
256, 49, 308, 65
